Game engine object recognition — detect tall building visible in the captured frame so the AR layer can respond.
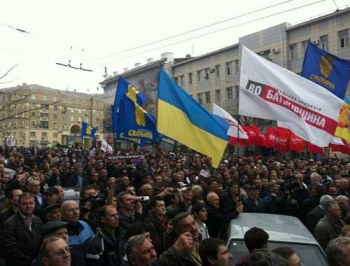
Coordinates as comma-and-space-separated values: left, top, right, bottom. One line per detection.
0, 84, 104, 147
171, 7, 350, 116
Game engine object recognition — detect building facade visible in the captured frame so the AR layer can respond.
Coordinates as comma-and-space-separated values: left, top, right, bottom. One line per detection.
171, 7, 350, 115
0, 84, 104, 148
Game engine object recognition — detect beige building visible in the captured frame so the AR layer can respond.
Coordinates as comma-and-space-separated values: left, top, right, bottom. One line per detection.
171, 7, 350, 114
0, 84, 104, 148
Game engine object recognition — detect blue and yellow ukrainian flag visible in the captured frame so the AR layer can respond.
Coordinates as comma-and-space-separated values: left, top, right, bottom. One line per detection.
81, 122, 97, 140
157, 69, 228, 168
301, 41, 350, 99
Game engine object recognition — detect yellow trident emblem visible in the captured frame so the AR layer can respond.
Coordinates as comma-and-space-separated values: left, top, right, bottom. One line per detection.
86, 125, 92, 135
320, 55, 334, 78
135, 103, 146, 126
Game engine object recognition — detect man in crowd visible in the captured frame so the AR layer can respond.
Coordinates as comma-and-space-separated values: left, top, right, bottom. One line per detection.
273, 247, 303, 266
206, 192, 243, 238
40, 237, 71, 266
326, 237, 350, 266
199, 238, 233, 266
61, 200, 94, 254
192, 203, 210, 241
86, 205, 123, 266
2, 192, 43, 266
315, 201, 345, 249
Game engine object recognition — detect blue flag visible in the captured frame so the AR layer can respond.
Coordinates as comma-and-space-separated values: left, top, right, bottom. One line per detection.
158, 134, 178, 147
81, 122, 97, 140
112, 77, 148, 134
117, 95, 158, 145
301, 41, 350, 99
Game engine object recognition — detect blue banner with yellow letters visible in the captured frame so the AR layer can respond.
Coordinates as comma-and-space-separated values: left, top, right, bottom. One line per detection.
81, 122, 97, 140
301, 41, 350, 99
117, 95, 158, 145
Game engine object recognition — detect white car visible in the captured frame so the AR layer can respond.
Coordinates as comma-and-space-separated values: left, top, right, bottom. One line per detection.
227, 213, 328, 266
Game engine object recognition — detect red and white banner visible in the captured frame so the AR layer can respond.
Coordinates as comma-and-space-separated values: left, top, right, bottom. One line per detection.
329, 137, 350, 154
276, 127, 289, 153
251, 124, 266, 147
213, 103, 249, 146
265, 127, 276, 148
239, 45, 344, 147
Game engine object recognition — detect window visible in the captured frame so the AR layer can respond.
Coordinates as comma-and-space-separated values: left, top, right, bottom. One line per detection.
30, 121, 35, 128
215, 89, 221, 102
96, 117, 100, 123
62, 115, 66, 121
13, 122, 16, 128
289, 44, 297, 60
31, 95, 36, 100
63, 124, 67, 129
53, 122, 57, 128
53, 133, 58, 138
78, 117, 82, 122
180, 75, 184, 86
188, 73, 193, 85
226, 87, 233, 100
70, 116, 74, 121
77, 109, 81, 114
53, 97, 57, 102
42, 132, 47, 138
63, 98, 67, 103
31, 112, 35, 118
31, 103, 36, 109
320, 35, 328, 51
71, 108, 74, 113
174, 77, 178, 84
204, 68, 210, 80
30, 132, 36, 137
70, 99, 75, 104
42, 95, 46, 101
198, 93, 203, 104
302, 41, 308, 56
234, 60, 240, 73
215, 65, 220, 78
339, 30, 349, 48
197, 70, 202, 82
205, 91, 211, 103
53, 105, 57, 111
53, 114, 57, 119
226, 62, 233, 75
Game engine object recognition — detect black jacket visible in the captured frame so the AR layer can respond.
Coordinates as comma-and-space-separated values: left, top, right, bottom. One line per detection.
206, 204, 239, 239
2, 212, 43, 266
243, 197, 268, 213
86, 227, 123, 266
145, 212, 168, 254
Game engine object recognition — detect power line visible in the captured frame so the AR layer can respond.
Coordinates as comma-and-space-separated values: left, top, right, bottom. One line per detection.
102, 0, 326, 65
84, 0, 293, 63
332, 0, 339, 10
0, 22, 30, 34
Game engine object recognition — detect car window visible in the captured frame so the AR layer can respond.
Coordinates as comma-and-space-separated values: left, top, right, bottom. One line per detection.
228, 239, 328, 266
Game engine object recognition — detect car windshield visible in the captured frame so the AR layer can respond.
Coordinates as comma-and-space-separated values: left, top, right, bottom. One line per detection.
228, 239, 328, 266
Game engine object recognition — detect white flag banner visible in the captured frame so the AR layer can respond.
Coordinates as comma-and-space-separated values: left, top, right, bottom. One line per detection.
101, 139, 108, 152
239, 45, 344, 147
213, 103, 248, 139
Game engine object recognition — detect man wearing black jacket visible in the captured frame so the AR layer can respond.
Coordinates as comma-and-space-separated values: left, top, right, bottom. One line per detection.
206, 192, 243, 239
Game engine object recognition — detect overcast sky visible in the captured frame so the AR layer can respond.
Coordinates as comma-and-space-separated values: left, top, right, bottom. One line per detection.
0, 0, 348, 94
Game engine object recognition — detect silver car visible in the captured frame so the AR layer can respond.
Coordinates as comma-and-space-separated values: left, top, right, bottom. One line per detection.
227, 213, 328, 266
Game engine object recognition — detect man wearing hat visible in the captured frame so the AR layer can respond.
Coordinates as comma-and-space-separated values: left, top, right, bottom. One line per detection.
36, 187, 60, 223
32, 221, 86, 266
243, 185, 268, 213
44, 203, 62, 223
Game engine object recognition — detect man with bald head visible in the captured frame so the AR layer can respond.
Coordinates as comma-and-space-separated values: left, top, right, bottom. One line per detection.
61, 200, 94, 254
206, 192, 243, 238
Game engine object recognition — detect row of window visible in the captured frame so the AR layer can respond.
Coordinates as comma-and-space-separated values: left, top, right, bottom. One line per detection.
289, 29, 349, 60
174, 60, 240, 86
197, 86, 238, 104
30, 132, 58, 138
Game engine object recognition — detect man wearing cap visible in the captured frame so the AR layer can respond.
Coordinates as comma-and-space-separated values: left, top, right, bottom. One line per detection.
36, 187, 60, 222
44, 203, 62, 223
32, 221, 86, 266
180, 186, 193, 212
243, 185, 267, 213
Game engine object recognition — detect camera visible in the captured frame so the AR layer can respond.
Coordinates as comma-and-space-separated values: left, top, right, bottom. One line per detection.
137, 196, 150, 202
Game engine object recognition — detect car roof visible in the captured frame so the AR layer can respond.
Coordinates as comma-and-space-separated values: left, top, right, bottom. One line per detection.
228, 213, 318, 245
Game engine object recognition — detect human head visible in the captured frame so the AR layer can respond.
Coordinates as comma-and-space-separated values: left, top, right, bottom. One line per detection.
44, 187, 60, 205
126, 223, 151, 241
140, 184, 154, 197
61, 200, 80, 224
326, 237, 350, 266
320, 194, 335, 209
199, 238, 233, 266
272, 247, 302, 266
244, 227, 269, 252
55, 186, 65, 200
150, 196, 166, 216
41, 237, 71, 266
43, 221, 69, 243
336, 195, 350, 214
45, 204, 62, 222
27, 179, 41, 194
18, 192, 35, 216
191, 203, 208, 222
117, 192, 136, 212
206, 192, 220, 208
100, 205, 119, 230
244, 251, 287, 266
172, 212, 199, 239
324, 201, 342, 220
6, 188, 23, 207
80, 184, 98, 200
125, 235, 157, 266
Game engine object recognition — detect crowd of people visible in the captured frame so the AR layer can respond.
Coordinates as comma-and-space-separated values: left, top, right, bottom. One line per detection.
1, 145, 350, 265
